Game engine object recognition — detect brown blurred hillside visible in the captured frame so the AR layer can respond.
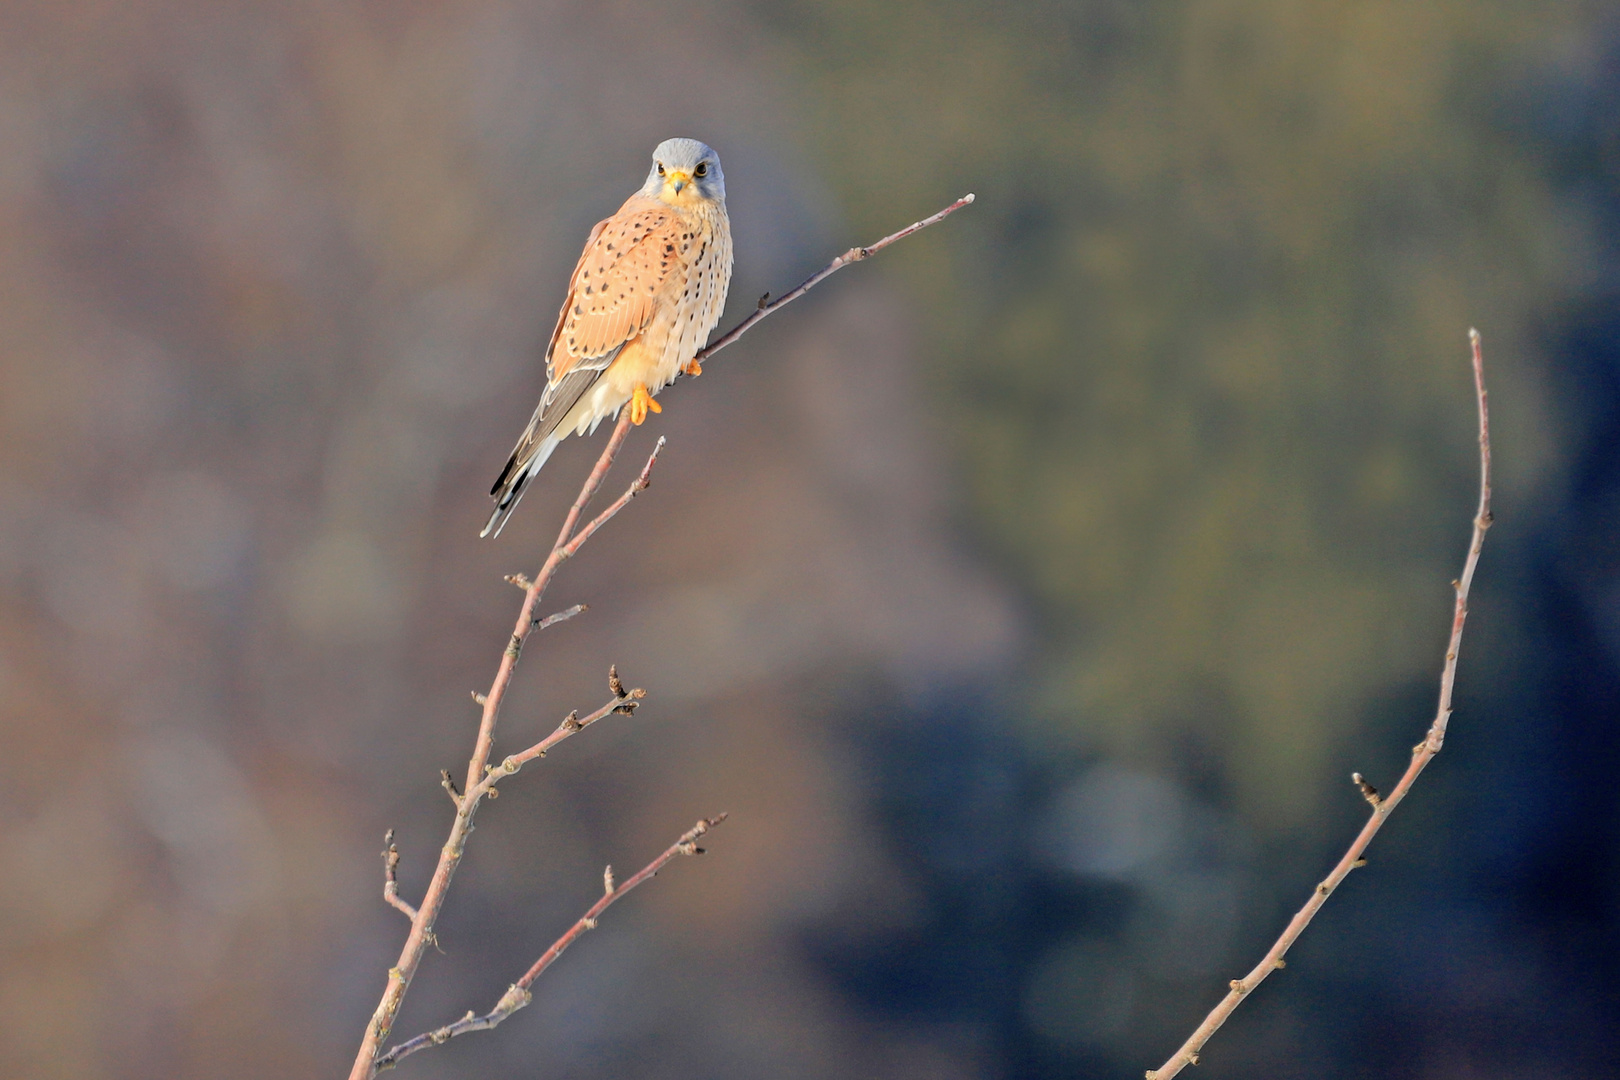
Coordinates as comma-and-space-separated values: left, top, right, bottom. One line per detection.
1, 1, 1614, 1078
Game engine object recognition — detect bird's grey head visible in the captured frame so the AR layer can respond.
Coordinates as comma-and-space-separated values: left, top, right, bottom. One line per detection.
641, 138, 725, 205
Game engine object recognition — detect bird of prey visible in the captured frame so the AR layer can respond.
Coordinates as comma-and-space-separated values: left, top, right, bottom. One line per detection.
482, 138, 733, 537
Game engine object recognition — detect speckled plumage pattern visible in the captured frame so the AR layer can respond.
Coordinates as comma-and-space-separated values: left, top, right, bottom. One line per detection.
484, 139, 733, 537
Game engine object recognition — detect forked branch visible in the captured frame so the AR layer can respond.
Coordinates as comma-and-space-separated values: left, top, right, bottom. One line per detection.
349, 195, 975, 1079
349, 422, 654, 1080
374, 816, 727, 1071
1147, 330, 1494, 1079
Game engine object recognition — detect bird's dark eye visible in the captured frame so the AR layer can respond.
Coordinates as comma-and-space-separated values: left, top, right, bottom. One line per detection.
657, 163, 665, 175
694, 162, 708, 177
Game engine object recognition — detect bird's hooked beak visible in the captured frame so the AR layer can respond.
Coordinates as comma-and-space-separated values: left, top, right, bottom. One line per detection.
665, 169, 691, 195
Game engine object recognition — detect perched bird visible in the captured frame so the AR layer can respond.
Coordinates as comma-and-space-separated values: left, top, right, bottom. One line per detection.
482, 138, 734, 537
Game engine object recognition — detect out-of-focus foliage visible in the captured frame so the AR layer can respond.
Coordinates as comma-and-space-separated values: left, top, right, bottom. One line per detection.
764, 0, 1595, 822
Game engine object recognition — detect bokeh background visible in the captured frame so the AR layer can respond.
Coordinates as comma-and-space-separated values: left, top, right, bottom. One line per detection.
2, 2, 1617, 1077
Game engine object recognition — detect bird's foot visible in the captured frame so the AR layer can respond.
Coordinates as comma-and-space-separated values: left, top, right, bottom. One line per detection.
683, 358, 703, 377
629, 384, 662, 425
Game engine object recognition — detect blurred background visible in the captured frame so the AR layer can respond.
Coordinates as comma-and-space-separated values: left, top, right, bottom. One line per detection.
1, 1, 1617, 1077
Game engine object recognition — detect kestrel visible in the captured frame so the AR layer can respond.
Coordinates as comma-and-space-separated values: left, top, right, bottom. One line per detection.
482, 138, 734, 537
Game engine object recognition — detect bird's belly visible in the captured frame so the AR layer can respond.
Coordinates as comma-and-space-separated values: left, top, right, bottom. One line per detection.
563, 332, 680, 436
607, 329, 685, 395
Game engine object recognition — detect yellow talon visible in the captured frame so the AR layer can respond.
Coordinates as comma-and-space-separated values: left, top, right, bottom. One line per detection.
629, 384, 662, 425
683, 358, 703, 377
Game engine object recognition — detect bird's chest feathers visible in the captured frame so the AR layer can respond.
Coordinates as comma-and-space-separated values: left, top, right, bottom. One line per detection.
664, 206, 726, 277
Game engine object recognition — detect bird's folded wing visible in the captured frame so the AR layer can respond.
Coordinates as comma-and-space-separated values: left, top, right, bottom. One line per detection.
548, 200, 685, 380
492, 202, 689, 496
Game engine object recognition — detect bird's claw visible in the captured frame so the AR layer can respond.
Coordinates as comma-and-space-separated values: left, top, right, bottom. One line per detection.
629, 385, 662, 425
683, 358, 703, 377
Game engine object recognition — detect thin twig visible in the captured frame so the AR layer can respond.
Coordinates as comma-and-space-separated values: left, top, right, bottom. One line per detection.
374, 815, 727, 1072
1146, 330, 1494, 1079
686, 193, 975, 370
381, 830, 418, 922
534, 603, 587, 631
558, 437, 665, 560
465, 669, 647, 802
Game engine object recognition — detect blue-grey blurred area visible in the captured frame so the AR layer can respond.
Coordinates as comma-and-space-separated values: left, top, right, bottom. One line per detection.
0, 2, 1616, 1077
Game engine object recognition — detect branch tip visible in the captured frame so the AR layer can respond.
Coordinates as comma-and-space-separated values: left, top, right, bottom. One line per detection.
1352, 772, 1382, 807
535, 603, 588, 631
690, 195, 973, 368
381, 829, 419, 921
633, 438, 666, 491
604, 865, 616, 895
503, 573, 533, 591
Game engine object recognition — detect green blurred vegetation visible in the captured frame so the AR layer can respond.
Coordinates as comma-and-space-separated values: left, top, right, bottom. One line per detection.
763, 0, 1591, 823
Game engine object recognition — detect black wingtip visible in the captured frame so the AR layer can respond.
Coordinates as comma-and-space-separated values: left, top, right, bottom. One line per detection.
482, 468, 532, 539
490, 452, 520, 499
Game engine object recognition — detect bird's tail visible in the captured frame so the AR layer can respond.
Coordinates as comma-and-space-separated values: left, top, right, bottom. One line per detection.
481, 435, 560, 538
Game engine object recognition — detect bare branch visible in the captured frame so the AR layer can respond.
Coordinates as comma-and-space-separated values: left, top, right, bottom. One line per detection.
688, 194, 975, 369
347, 417, 640, 1080
558, 437, 666, 561
349, 200, 971, 1079
374, 816, 728, 1071
534, 603, 587, 631
1147, 330, 1494, 1079
381, 830, 418, 922
465, 674, 648, 802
